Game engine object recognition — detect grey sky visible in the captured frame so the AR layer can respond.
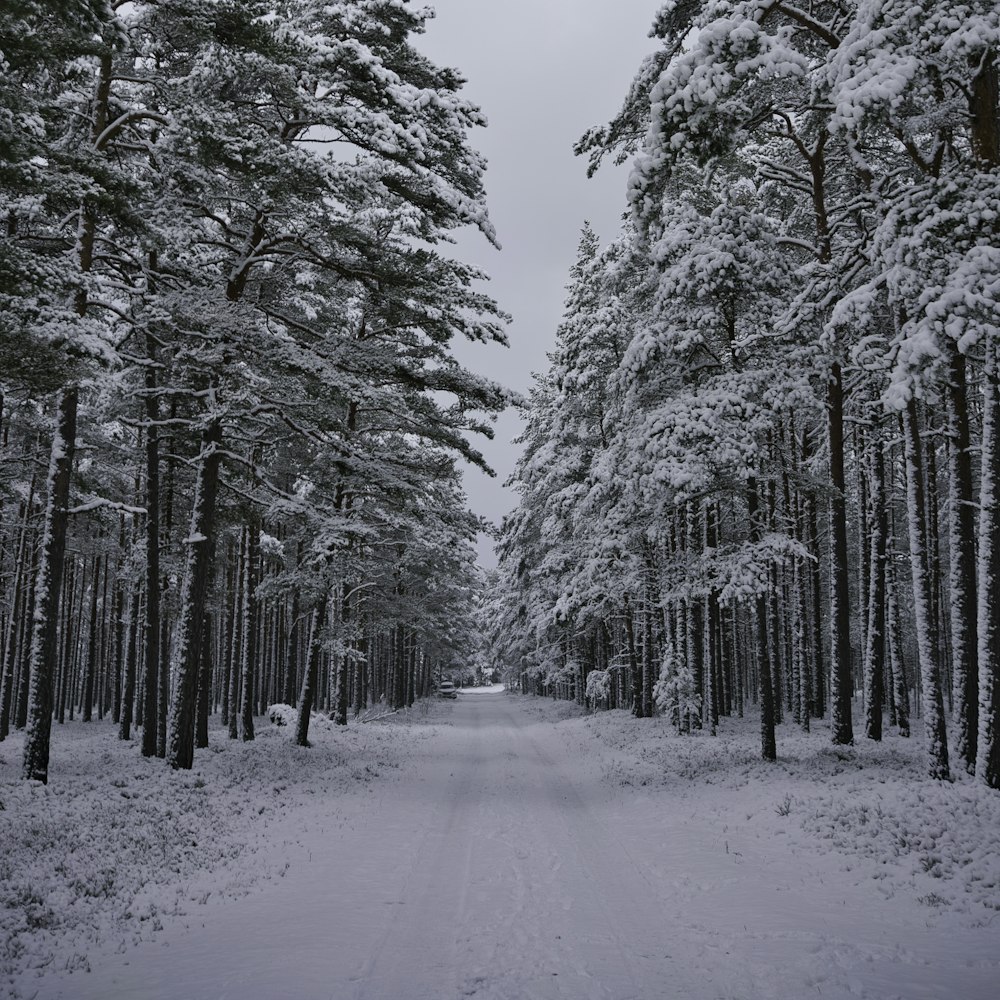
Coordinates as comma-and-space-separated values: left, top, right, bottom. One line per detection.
419, 2, 658, 566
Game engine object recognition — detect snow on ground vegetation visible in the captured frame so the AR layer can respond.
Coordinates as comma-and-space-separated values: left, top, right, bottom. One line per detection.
0, 708, 436, 995
560, 700, 1000, 922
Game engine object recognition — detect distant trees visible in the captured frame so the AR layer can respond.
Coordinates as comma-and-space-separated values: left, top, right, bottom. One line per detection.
492, 1, 1000, 787
1, 0, 506, 780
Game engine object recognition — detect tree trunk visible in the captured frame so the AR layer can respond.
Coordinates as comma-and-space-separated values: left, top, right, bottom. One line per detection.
902, 400, 950, 779
976, 343, 1000, 788
295, 600, 327, 747
239, 511, 260, 742
14, 561, 37, 731
22, 387, 78, 784
82, 554, 101, 722
748, 477, 776, 761
228, 530, 244, 740
864, 442, 887, 741
806, 494, 825, 719
354, 631, 367, 717
110, 553, 125, 724
141, 366, 161, 758
0, 492, 32, 741
166, 417, 223, 769
283, 587, 300, 706
642, 599, 655, 720
946, 349, 979, 772
703, 503, 718, 734
196, 615, 212, 750
157, 404, 177, 760
623, 592, 642, 717
334, 585, 351, 726
60, 556, 80, 724
119, 592, 140, 740
829, 362, 854, 745
886, 528, 911, 737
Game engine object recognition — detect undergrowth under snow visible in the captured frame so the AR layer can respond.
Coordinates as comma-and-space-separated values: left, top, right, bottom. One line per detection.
0, 709, 433, 993
571, 703, 1000, 923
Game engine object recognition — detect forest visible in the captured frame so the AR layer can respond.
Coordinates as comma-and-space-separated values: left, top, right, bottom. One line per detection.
487, 0, 1000, 789
0, 0, 997, 788
1, 0, 510, 783
2, 1, 1000, 997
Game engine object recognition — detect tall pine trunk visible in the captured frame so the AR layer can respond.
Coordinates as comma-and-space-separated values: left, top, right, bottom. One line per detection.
623, 592, 642, 717
976, 343, 1000, 788
196, 615, 212, 750
334, 585, 351, 726
295, 600, 327, 747
829, 362, 854, 745
118, 592, 140, 740
141, 360, 161, 758
239, 512, 260, 742
81, 554, 101, 722
902, 400, 950, 780
0, 489, 33, 741
22, 387, 78, 784
947, 350, 979, 773
748, 477, 776, 761
283, 584, 300, 707
864, 442, 887, 741
166, 417, 223, 769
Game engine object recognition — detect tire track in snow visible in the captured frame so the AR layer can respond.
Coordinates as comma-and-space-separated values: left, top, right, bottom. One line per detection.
353, 694, 695, 1000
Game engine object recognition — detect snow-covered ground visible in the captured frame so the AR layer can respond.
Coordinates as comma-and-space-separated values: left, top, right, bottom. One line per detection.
2, 694, 998, 999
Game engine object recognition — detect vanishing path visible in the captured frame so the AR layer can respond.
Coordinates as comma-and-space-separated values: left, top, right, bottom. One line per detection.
23, 693, 1000, 1000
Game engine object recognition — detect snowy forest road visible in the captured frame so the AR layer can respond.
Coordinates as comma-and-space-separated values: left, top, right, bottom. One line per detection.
341, 692, 689, 1000
22, 692, 1000, 1000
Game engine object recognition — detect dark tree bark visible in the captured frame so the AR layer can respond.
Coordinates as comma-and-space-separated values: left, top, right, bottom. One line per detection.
0, 492, 32, 741
14, 561, 37, 731
623, 592, 642, 717
886, 524, 911, 737
196, 615, 212, 750
166, 416, 223, 770
82, 554, 101, 722
228, 530, 244, 740
864, 443, 887, 741
118, 592, 140, 740
641, 545, 658, 720
806, 493, 826, 719
22, 387, 78, 784
642, 600, 655, 721
56, 556, 77, 725
141, 369, 161, 759
295, 600, 327, 747
283, 586, 301, 707
828, 362, 854, 745
221, 537, 237, 729
110, 581, 124, 722
157, 402, 177, 760
238, 511, 260, 742
354, 632, 368, 716
705, 504, 720, 734
334, 585, 351, 726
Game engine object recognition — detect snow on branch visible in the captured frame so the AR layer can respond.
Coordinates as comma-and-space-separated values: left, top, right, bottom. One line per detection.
68, 498, 146, 516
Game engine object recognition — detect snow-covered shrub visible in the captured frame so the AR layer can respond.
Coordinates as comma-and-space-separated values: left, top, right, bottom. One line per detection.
585, 669, 611, 709
267, 704, 296, 727
653, 646, 701, 731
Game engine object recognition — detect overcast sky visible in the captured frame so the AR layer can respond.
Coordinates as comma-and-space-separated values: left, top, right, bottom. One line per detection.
418, 1, 659, 566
